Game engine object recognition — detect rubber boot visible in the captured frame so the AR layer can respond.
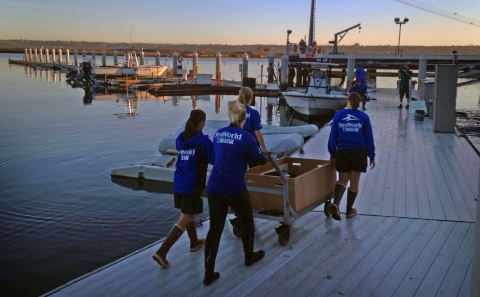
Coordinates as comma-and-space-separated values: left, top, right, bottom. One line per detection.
328, 184, 346, 221
346, 189, 358, 218
186, 220, 205, 252
203, 269, 220, 286
362, 103, 366, 111
152, 224, 184, 268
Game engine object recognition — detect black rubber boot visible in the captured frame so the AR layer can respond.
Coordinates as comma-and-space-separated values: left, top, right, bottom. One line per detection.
152, 224, 184, 268
203, 270, 220, 286
245, 250, 265, 266
328, 184, 346, 221
186, 220, 205, 252
346, 189, 358, 218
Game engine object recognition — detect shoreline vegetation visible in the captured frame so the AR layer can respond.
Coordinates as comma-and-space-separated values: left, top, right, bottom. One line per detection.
1, 40, 479, 58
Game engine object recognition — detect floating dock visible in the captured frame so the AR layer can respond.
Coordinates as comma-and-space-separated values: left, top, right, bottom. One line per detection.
41, 89, 477, 297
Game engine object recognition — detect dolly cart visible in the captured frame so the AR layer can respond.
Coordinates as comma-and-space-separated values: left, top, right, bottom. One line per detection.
230, 157, 335, 246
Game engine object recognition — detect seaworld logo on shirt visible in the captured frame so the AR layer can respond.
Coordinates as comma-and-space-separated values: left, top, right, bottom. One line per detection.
342, 114, 359, 122
246, 112, 251, 118
338, 122, 362, 132
178, 149, 195, 161
215, 131, 243, 145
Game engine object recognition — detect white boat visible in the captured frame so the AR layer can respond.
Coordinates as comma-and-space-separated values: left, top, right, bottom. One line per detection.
86, 51, 169, 78
111, 120, 319, 182
282, 62, 347, 116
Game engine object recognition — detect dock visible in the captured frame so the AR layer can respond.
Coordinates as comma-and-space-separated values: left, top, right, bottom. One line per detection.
42, 89, 478, 297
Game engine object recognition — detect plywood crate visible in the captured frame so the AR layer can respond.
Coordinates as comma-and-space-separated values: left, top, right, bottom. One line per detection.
245, 157, 336, 214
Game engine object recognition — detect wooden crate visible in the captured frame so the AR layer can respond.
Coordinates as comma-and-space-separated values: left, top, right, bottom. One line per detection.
245, 157, 336, 214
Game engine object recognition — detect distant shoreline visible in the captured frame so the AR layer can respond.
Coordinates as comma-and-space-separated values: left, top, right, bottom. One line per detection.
1, 40, 479, 58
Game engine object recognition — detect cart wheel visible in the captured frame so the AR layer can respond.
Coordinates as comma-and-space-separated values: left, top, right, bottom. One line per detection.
232, 224, 242, 237
275, 225, 290, 246
324, 200, 331, 217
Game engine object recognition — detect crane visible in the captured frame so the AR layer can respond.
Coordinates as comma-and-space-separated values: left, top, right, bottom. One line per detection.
329, 23, 361, 54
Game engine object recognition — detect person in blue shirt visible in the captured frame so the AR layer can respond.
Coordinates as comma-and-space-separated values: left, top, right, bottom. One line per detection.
349, 80, 369, 111
237, 87, 268, 152
327, 93, 376, 220
353, 63, 367, 84
152, 109, 215, 269
203, 100, 270, 286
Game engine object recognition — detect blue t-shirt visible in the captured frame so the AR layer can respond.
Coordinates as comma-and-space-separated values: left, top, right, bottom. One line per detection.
348, 83, 368, 95
354, 67, 367, 83
207, 125, 264, 196
174, 132, 215, 194
328, 109, 375, 160
243, 106, 263, 136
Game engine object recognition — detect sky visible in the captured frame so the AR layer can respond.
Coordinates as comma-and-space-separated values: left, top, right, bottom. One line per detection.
0, 0, 479, 46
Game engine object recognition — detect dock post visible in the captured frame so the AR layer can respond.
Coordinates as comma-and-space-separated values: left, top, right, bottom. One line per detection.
34, 48, 38, 62
433, 65, 457, 133
472, 168, 480, 297
73, 49, 78, 66
173, 52, 178, 76
58, 49, 63, 63
82, 50, 86, 59
51, 49, 56, 64
192, 52, 198, 78
242, 52, 249, 82
45, 49, 50, 63
102, 50, 107, 67
113, 50, 118, 65
65, 49, 70, 65
91, 50, 96, 63
216, 52, 222, 84
29, 48, 33, 62
24, 48, 28, 61
39, 48, 43, 63
268, 51, 274, 84
346, 53, 355, 87
155, 51, 160, 66
140, 49, 144, 65
280, 53, 288, 91
418, 54, 427, 90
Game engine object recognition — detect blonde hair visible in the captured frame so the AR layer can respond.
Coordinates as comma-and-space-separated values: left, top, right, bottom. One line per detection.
238, 87, 253, 106
228, 100, 246, 125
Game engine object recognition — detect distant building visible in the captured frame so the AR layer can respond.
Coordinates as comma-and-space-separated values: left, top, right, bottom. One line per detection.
355, 43, 360, 47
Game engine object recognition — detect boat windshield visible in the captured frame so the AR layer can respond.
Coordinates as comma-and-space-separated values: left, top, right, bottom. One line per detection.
312, 70, 326, 79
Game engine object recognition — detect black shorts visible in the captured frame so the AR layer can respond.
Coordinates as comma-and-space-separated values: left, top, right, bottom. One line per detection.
335, 149, 368, 173
174, 187, 204, 215
399, 86, 410, 99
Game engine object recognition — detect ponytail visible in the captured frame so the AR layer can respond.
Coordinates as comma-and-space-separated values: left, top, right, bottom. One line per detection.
238, 87, 253, 106
183, 109, 206, 140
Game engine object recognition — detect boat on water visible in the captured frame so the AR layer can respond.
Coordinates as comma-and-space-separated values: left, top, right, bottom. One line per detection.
110, 120, 319, 183
85, 50, 169, 78
282, 62, 348, 116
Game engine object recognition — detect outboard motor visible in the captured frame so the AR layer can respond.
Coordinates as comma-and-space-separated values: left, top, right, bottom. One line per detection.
82, 61, 92, 82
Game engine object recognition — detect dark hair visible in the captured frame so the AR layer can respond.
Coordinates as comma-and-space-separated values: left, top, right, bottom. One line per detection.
347, 93, 361, 110
183, 109, 206, 140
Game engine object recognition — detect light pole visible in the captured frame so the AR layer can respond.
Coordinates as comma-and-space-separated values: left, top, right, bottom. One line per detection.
286, 30, 292, 55
394, 17, 409, 56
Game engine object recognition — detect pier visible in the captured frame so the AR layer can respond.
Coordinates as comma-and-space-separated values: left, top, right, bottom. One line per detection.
41, 89, 478, 297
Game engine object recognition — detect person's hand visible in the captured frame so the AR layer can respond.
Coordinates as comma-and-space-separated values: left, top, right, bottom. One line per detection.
370, 160, 376, 169
263, 152, 272, 162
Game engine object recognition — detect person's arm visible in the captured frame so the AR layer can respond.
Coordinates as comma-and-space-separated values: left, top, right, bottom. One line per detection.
245, 135, 269, 166
363, 116, 376, 169
255, 130, 268, 152
328, 117, 339, 159
201, 136, 215, 165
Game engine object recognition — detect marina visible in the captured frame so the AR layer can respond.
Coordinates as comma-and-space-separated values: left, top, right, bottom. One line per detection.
41, 89, 478, 296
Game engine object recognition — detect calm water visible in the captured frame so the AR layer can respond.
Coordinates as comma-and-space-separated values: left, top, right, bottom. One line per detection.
1, 53, 479, 297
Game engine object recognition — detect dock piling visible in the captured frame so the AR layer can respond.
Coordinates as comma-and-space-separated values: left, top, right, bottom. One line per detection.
280, 54, 288, 90
82, 50, 86, 59
102, 50, 106, 67
216, 52, 221, 84
242, 52, 249, 81
113, 50, 118, 65
173, 52, 178, 76
418, 54, 427, 89
39, 48, 43, 63
347, 53, 355, 87
74, 49, 78, 66
51, 49, 56, 64
58, 49, 63, 63
66, 49, 70, 66
91, 50, 96, 63
433, 65, 457, 133
193, 52, 198, 78
24, 48, 28, 61
45, 49, 50, 63
140, 49, 144, 66
34, 48, 38, 62
155, 51, 160, 66
29, 48, 32, 62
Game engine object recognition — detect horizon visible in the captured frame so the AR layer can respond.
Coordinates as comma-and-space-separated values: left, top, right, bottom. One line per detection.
1, 0, 479, 47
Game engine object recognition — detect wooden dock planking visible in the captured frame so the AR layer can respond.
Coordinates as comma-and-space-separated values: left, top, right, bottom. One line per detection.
43, 88, 478, 297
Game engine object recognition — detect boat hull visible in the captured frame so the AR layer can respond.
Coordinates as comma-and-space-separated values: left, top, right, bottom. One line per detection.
282, 92, 347, 115
91, 65, 169, 78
